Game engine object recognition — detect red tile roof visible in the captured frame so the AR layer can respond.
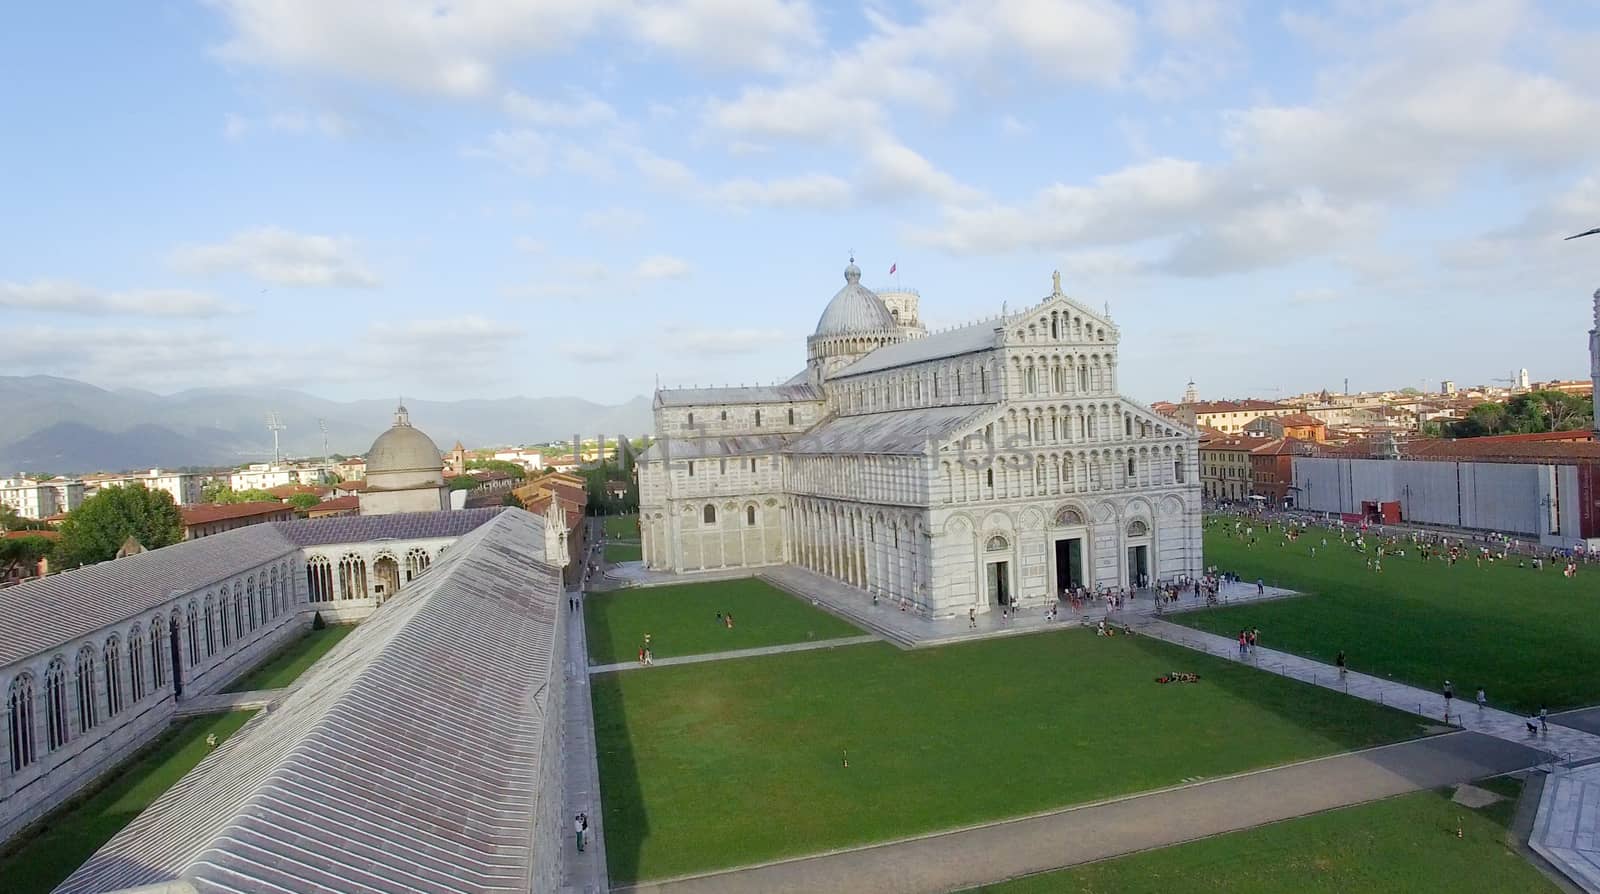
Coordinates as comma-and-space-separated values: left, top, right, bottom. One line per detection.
305, 495, 360, 515
1184, 400, 1285, 414
180, 502, 292, 526
3, 529, 59, 540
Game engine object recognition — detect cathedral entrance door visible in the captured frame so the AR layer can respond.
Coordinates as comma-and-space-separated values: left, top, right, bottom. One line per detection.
373, 556, 401, 604
986, 560, 1011, 607
1053, 538, 1084, 594
1126, 545, 1149, 589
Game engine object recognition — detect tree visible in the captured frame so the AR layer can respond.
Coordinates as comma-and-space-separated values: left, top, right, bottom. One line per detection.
57, 485, 182, 567
465, 459, 527, 480
0, 534, 54, 578
287, 492, 322, 511
203, 485, 278, 504
0, 504, 52, 532
1447, 391, 1593, 438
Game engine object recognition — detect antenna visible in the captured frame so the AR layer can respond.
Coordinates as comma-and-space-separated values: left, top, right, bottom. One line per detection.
266, 412, 286, 465
318, 418, 329, 476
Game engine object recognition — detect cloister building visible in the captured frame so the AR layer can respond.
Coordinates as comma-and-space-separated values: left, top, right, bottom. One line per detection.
639, 263, 1203, 619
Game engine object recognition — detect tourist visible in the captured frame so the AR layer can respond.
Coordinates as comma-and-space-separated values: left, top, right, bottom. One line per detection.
725, 614, 734, 630
1335, 650, 1347, 679
1540, 705, 1549, 732
1476, 688, 1487, 712
1256, 577, 1264, 596
575, 813, 586, 852
969, 607, 977, 629
1443, 680, 1454, 718
1237, 630, 1248, 658
716, 612, 722, 625
1250, 626, 1260, 653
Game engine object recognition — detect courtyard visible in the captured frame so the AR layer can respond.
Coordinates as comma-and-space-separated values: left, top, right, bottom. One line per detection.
583, 577, 863, 666
1180, 523, 1600, 712
967, 778, 1555, 894
591, 627, 1428, 884
221, 622, 355, 693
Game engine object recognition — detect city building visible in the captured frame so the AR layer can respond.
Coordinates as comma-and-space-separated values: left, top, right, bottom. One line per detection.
0, 506, 564, 856
1168, 399, 1298, 433
446, 440, 469, 475
492, 448, 545, 470
0, 477, 83, 520
1198, 436, 1259, 501
332, 456, 367, 480
357, 404, 450, 516
514, 471, 588, 577
229, 463, 331, 492
303, 494, 359, 518
84, 470, 204, 507
1243, 413, 1328, 444
179, 502, 295, 540
1249, 437, 1318, 507
638, 265, 1203, 617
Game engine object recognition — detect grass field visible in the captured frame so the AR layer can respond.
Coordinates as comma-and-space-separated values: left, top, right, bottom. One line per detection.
602, 513, 638, 540
593, 630, 1429, 883
1180, 523, 1600, 712
584, 578, 861, 665
0, 711, 256, 894
604, 542, 642, 564
221, 624, 354, 693
968, 778, 1553, 893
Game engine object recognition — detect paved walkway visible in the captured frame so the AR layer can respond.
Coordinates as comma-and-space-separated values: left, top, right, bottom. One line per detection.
589, 635, 878, 674
1532, 762, 1600, 892
563, 587, 610, 890
619, 732, 1546, 894
602, 561, 760, 591
761, 565, 1295, 650
174, 688, 284, 716
1136, 618, 1600, 762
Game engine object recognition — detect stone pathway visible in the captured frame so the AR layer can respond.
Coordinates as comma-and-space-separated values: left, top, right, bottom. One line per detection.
563, 584, 610, 893
589, 635, 878, 674
618, 732, 1546, 894
601, 561, 760, 590
760, 565, 1295, 650
174, 688, 284, 716
1532, 763, 1600, 892
1135, 618, 1600, 763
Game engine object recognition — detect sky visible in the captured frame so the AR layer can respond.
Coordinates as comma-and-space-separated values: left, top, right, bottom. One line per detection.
2, 0, 1599, 407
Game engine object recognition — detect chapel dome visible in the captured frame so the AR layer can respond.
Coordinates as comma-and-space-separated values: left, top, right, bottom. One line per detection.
813, 259, 897, 337
365, 404, 444, 474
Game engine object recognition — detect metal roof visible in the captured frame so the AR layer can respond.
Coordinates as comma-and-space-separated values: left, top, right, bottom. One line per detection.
813, 262, 897, 337
54, 509, 564, 894
832, 318, 1000, 378
0, 510, 506, 668
0, 526, 298, 668
654, 383, 823, 407
639, 434, 792, 462
275, 507, 505, 547
783, 405, 992, 456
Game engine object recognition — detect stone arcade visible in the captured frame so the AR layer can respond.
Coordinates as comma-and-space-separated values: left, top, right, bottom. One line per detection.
638, 263, 1203, 618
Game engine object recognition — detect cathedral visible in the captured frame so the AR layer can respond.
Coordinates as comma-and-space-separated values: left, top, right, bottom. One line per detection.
638, 262, 1203, 619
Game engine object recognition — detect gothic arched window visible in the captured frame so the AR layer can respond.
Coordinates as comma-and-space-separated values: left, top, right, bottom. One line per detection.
45, 657, 68, 751
746, 505, 757, 526
75, 645, 98, 733
703, 504, 717, 525
103, 636, 123, 718
204, 595, 217, 657
986, 534, 1009, 552
307, 555, 334, 603
129, 625, 146, 703
8, 673, 37, 772
219, 593, 232, 649
186, 601, 200, 666
150, 616, 167, 688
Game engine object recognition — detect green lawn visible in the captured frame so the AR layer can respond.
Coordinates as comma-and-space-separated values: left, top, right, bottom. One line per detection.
0, 711, 256, 894
968, 779, 1554, 893
603, 513, 638, 540
593, 630, 1429, 883
584, 578, 862, 666
221, 624, 354, 692
1179, 524, 1600, 712
604, 542, 642, 564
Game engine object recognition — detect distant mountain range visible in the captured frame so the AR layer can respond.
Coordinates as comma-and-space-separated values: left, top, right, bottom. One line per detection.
0, 376, 653, 475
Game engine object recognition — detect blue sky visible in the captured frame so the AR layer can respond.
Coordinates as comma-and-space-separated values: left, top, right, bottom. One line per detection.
2, 0, 1598, 406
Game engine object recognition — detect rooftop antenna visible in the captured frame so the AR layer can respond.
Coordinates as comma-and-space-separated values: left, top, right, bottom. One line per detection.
266, 412, 286, 465
318, 418, 329, 473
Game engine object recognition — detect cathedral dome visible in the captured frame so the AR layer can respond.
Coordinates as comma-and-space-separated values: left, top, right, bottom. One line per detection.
813, 260, 897, 337
365, 404, 444, 475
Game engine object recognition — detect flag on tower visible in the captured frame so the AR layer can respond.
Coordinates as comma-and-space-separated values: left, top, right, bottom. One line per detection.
889, 263, 897, 275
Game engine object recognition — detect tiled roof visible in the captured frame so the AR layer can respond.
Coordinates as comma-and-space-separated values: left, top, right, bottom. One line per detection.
54, 509, 564, 894
179, 501, 291, 526
273, 507, 505, 547
0, 526, 298, 667
654, 383, 824, 407
1275, 413, 1327, 427
305, 495, 359, 514
1184, 399, 1285, 414
2, 529, 59, 540
832, 319, 1000, 378
785, 405, 991, 455
639, 434, 792, 462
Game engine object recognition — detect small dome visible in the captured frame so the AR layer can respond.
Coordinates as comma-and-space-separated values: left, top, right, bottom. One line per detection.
814, 259, 897, 337
366, 404, 443, 474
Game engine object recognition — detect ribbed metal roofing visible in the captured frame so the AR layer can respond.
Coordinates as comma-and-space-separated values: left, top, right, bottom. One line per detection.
813, 262, 897, 337
275, 507, 505, 547
639, 434, 792, 462
833, 317, 1000, 378
54, 509, 564, 894
0, 526, 297, 667
784, 405, 992, 456
0, 510, 505, 668
654, 383, 823, 407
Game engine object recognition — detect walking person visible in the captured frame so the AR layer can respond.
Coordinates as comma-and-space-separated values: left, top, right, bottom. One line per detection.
1335, 650, 1347, 679
1443, 680, 1454, 721
575, 813, 586, 852
1476, 687, 1487, 712
969, 607, 977, 629
1540, 704, 1549, 733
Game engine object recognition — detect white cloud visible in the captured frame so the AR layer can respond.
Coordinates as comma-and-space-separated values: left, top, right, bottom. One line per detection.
667, 326, 788, 354
513, 236, 546, 254
711, 173, 852, 209
561, 342, 630, 364
626, 0, 820, 72
581, 208, 650, 236
0, 281, 237, 317
1157, 194, 1379, 277
463, 129, 551, 176
170, 227, 380, 287
859, 138, 982, 204
223, 110, 352, 140
502, 90, 617, 127
1151, 0, 1239, 42
635, 255, 692, 279
999, 115, 1031, 137
370, 314, 522, 344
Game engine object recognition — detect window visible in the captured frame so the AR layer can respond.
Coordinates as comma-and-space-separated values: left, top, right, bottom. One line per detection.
247, 579, 257, 631
338, 553, 368, 601
687, 461, 695, 477
187, 602, 200, 665
788, 408, 795, 425
234, 584, 244, 640
307, 555, 334, 603
720, 459, 727, 474
746, 505, 757, 526
749, 457, 757, 472
703, 504, 717, 525
1127, 458, 1136, 477
8, 673, 37, 772
45, 659, 68, 751
686, 412, 694, 427
985, 468, 994, 488
720, 410, 727, 421
204, 596, 217, 657
755, 410, 762, 426
219, 593, 232, 648
129, 627, 146, 702
1175, 459, 1186, 483
406, 547, 432, 582
104, 637, 123, 718
75, 645, 98, 733
151, 619, 166, 688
